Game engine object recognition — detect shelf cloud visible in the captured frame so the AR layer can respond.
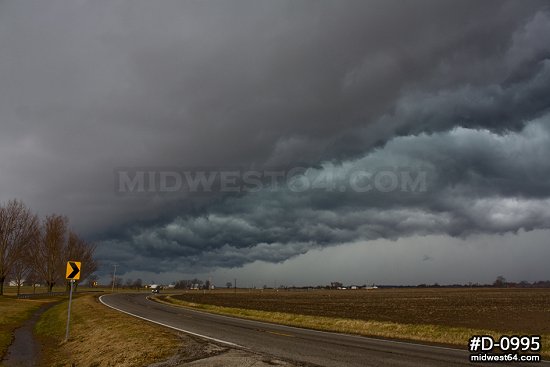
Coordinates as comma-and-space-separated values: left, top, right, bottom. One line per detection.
1, 0, 549, 282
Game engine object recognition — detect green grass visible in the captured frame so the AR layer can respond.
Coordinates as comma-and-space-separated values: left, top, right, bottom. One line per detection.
0, 296, 56, 361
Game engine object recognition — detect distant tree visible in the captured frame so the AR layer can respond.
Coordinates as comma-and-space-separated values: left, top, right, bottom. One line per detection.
9, 251, 33, 296
0, 200, 40, 295
125, 278, 133, 289
533, 280, 550, 288
493, 275, 507, 288
226, 281, 233, 289
205, 280, 211, 290
9, 219, 38, 296
190, 278, 203, 289
87, 274, 98, 288
174, 280, 189, 289
133, 278, 143, 290
109, 277, 123, 289
26, 270, 41, 294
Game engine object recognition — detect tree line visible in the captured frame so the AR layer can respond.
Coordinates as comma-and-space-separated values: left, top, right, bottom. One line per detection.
0, 199, 97, 295
174, 279, 211, 290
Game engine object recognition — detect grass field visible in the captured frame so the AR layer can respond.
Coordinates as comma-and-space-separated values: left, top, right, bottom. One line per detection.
1, 285, 64, 296
172, 288, 550, 333
1, 288, 199, 366
1, 285, 130, 296
35, 294, 183, 367
0, 284, 99, 363
0, 296, 58, 361
163, 288, 550, 357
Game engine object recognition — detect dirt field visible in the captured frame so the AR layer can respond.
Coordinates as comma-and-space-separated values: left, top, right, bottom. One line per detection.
173, 288, 550, 334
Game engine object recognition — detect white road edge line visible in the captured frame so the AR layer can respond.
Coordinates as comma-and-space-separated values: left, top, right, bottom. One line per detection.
147, 295, 550, 362
146, 295, 465, 353
100, 294, 550, 364
99, 294, 243, 348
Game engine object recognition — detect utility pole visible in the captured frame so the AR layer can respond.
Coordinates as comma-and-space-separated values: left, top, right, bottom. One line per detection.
234, 278, 237, 294
111, 264, 118, 293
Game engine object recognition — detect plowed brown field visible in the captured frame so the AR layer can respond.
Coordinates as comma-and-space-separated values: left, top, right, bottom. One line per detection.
173, 288, 550, 334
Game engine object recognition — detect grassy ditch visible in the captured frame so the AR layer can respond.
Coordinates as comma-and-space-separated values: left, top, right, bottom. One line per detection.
35, 295, 182, 367
156, 293, 550, 359
0, 296, 57, 361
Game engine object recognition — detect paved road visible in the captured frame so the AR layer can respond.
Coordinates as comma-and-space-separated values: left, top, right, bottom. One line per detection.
100, 293, 544, 367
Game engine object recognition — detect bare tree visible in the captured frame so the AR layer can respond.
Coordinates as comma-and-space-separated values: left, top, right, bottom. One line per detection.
9, 248, 33, 296
493, 275, 507, 288
26, 270, 41, 294
0, 200, 39, 295
32, 214, 68, 292
175, 279, 192, 289
115, 277, 123, 289
125, 278, 133, 289
109, 277, 123, 290
65, 231, 98, 291
133, 278, 143, 291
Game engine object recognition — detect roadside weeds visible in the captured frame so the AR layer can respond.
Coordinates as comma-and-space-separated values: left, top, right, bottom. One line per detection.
35, 295, 184, 366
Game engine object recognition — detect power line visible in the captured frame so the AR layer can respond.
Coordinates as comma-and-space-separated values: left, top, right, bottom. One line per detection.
111, 264, 118, 293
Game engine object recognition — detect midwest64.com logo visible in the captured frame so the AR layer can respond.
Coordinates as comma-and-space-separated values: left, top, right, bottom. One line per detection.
469, 335, 541, 363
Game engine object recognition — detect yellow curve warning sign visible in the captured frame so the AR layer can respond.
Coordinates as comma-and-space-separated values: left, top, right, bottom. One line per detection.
66, 261, 81, 280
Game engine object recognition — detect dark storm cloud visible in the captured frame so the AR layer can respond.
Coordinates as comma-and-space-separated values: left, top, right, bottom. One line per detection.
105, 113, 550, 272
1, 1, 550, 277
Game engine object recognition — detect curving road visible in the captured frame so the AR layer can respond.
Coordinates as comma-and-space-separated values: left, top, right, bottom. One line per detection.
99, 293, 542, 367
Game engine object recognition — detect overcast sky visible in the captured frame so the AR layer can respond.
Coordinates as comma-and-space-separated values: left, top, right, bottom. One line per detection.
1, 0, 550, 286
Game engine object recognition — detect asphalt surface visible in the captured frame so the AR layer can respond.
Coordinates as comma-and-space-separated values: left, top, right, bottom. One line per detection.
100, 293, 545, 367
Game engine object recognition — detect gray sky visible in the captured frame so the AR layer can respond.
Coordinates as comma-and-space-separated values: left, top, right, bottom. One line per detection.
1, 0, 549, 286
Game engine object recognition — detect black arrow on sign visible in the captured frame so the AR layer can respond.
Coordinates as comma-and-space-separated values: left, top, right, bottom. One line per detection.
67, 262, 79, 279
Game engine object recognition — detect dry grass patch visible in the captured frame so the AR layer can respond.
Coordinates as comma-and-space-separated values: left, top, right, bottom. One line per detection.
36, 295, 182, 367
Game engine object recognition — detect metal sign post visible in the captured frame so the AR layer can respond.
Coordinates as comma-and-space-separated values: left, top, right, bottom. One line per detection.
64, 260, 81, 342
65, 279, 74, 342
